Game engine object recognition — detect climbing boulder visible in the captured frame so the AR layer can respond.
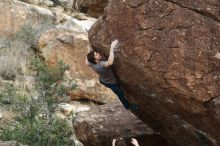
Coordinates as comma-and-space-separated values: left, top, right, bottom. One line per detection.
89, 0, 220, 145
73, 101, 170, 146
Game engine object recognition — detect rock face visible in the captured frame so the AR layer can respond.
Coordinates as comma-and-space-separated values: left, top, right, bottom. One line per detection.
0, 0, 55, 79
37, 28, 116, 103
0, 0, 95, 47
89, 0, 220, 145
0, 0, 54, 45
74, 0, 108, 18
73, 102, 170, 146
18, 0, 108, 18
0, 0, 113, 103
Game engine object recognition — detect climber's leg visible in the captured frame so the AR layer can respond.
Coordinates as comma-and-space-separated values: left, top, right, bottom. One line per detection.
100, 82, 130, 109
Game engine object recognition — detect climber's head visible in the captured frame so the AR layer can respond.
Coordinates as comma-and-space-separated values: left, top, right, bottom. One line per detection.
115, 138, 127, 146
87, 51, 102, 64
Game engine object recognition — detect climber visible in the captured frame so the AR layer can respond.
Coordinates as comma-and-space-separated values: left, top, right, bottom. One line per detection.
85, 40, 138, 110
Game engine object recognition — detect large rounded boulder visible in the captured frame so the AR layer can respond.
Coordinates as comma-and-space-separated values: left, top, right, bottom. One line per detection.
88, 0, 220, 145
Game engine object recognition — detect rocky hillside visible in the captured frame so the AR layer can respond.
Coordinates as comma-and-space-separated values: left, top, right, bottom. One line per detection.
1, 0, 220, 145
89, 0, 220, 145
0, 0, 115, 103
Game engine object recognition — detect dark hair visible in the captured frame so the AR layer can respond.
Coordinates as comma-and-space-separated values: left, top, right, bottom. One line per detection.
115, 138, 127, 146
87, 51, 96, 64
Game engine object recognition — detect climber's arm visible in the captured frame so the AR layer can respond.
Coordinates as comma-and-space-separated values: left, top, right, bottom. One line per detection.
104, 40, 118, 67
85, 56, 90, 65
87, 44, 93, 53
85, 44, 92, 65
112, 139, 116, 146
131, 138, 139, 146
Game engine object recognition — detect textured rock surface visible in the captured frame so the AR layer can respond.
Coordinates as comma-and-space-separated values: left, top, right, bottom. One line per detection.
74, 0, 108, 18
89, 0, 220, 145
0, 0, 111, 103
18, 0, 108, 18
0, 0, 54, 78
0, 0, 95, 48
37, 28, 116, 103
0, 0, 54, 43
57, 0, 74, 11
73, 102, 170, 146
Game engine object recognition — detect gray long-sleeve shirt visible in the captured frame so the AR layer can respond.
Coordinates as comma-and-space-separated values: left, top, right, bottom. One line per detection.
89, 61, 117, 84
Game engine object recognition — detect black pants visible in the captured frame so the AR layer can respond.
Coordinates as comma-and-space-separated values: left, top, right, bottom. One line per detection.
100, 81, 130, 109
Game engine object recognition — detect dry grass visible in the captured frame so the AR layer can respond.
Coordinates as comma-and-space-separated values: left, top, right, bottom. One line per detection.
0, 107, 14, 129
0, 24, 36, 80
0, 46, 29, 80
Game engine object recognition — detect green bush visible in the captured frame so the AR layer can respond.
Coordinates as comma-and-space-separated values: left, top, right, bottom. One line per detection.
0, 117, 73, 146
0, 59, 74, 146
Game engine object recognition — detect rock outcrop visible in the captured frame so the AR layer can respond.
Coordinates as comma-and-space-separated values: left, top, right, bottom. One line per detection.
0, 0, 95, 48
0, 0, 114, 103
89, 0, 220, 145
74, 0, 108, 18
37, 28, 116, 103
18, 0, 108, 18
73, 102, 170, 146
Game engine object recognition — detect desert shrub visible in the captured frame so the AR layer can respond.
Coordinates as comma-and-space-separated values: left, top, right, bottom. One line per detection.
0, 117, 73, 146
12, 25, 36, 46
0, 58, 74, 146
